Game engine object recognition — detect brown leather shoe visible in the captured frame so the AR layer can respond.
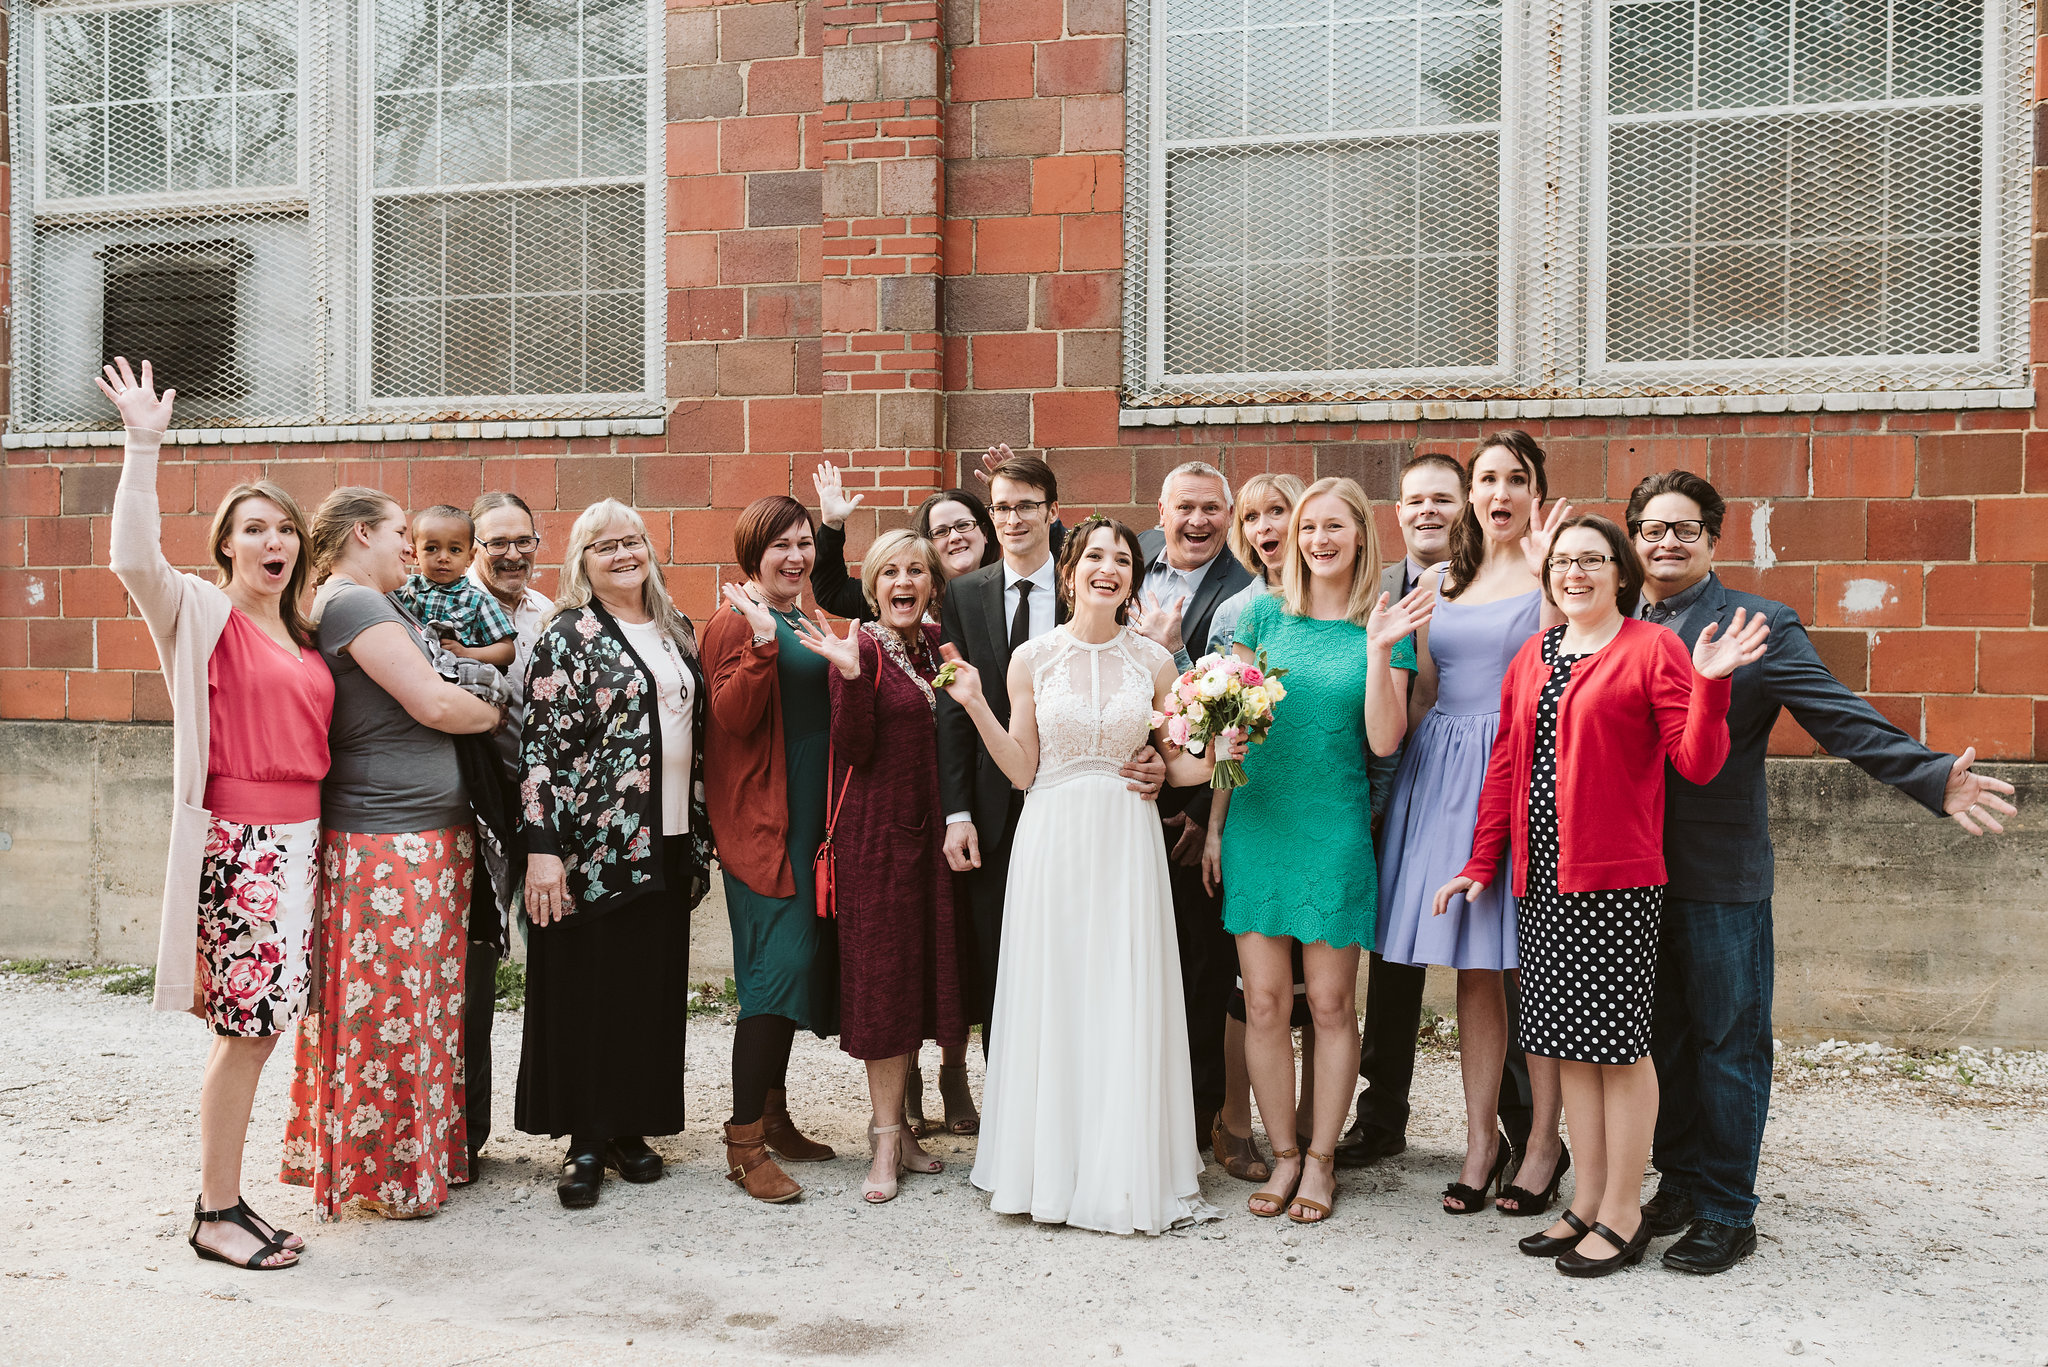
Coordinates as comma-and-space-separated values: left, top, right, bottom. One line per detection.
761, 1089, 836, 1163
1211, 1114, 1272, 1183
723, 1120, 802, 1203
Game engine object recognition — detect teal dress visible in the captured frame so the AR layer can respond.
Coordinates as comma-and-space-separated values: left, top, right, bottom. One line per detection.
1219, 593, 1416, 948
720, 604, 836, 1036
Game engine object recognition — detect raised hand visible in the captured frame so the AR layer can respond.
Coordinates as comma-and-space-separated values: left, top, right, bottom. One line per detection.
1942, 746, 2018, 835
94, 356, 176, 435
1520, 498, 1575, 579
1367, 584, 1434, 655
936, 643, 983, 708
812, 460, 863, 529
1432, 874, 1486, 918
793, 608, 862, 679
971, 442, 1015, 488
1131, 590, 1187, 655
720, 581, 780, 640
1692, 605, 1770, 679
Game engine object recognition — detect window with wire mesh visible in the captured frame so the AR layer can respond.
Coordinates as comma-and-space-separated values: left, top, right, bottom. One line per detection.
368, 0, 651, 403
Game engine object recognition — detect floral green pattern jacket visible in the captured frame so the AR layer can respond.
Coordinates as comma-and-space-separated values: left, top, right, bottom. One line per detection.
519, 603, 712, 914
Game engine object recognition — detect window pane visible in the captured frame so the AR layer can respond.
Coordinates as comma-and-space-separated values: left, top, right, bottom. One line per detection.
585, 290, 645, 391
513, 196, 584, 293
107, 9, 168, 102
375, 93, 441, 186
509, 82, 581, 180
1791, 0, 1887, 104
108, 102, 169, 195
1893, 0, 1983, 98
582, 0, 648, 77
585, 188, 646, 288
581, 78, 646, 176
1697, 0, 1788, 110
373, 198, 447, 298
441, 88, 511, 183
1330, 21, 1416, 130
1166, 31, 1243, 139
235, 93, 299, 186
168, 98, 234, 191
1607, 2, 1692, 115
444, 0, 510, 87
376, 0, 440, 90
169, 4, 232, 96
373, 298, 447, 395
1166, 0, 1243, 27
236, 1, 299, 92
46, 108, 108, 199
43, 14, 106, 106
446, 296, 514, 393
1245, 25, 1328, 136
513, 294, 585, 392
1419, 13, 1499, 124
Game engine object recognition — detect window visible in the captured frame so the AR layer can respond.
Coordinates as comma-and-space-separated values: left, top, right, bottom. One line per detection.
8, 0, 661, 432
1125, 0, 2029, 408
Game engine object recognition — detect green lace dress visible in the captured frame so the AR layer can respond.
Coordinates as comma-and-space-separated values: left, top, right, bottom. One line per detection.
1219, 593, 1415, 948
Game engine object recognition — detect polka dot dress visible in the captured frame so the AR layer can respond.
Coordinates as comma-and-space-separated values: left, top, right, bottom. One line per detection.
1516, 626, 1664, 1065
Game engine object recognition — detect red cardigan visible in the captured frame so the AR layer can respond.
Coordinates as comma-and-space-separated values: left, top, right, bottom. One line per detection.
702, 602, 794, 899
1462, 618, 1733, 896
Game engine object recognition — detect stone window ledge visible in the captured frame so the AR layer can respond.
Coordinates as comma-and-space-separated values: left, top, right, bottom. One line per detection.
1118, 389, 2036, 428
2, 416, 670, 450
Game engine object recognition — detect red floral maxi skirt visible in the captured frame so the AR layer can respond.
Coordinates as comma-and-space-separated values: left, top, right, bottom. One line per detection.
283, 826, 473, 1219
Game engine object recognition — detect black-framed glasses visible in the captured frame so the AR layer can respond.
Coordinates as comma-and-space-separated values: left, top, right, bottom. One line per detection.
587, 535, 647, 558
927, 517, 980, 540
479, 536, 540, 555
1629, 519, 1705, 544
988, 499, 1048, 521
1547, 552, 1616, 573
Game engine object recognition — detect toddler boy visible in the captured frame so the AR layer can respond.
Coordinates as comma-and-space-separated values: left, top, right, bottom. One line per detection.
399, 505, 517, 669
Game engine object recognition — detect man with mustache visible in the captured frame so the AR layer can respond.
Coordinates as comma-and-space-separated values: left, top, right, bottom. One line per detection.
461, 491, 555, 1174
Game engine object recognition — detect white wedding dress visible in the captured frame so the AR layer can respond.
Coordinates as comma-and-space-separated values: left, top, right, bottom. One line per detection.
969, 627, 1219, 1235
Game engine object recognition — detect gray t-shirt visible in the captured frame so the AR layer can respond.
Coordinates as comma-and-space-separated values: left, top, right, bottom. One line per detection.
315, 582, 467, 835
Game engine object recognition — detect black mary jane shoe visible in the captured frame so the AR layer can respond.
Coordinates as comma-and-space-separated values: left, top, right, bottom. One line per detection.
1518, 1208, 1592, 1258
1662, 1218, 1757, 1275
1440, 1127, 1512, 1215
188, 1195, 298, 1270
604, 1136, 664, 1184
1641, 1186, 1696, 1237
557, 1144, 604, 1209
1496, 1142, 1571, 1217
1555, 1218, 1653, 1278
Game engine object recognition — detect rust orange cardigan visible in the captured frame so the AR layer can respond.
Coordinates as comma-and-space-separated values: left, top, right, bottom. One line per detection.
702, 601, 795, 898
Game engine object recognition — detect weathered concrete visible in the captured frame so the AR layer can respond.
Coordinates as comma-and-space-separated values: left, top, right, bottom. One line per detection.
3, 722, 2043, 1045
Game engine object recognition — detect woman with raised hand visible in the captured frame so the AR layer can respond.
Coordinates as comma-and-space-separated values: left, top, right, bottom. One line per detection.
1207, 476, 1425, 1225
104, 358, 332, 1270
1435, 514, 1766, 1278
1374, 431, 1574, 1219
792, 529, 964, 1202
281, 485, 502, 1221
702, 496, 841, 1204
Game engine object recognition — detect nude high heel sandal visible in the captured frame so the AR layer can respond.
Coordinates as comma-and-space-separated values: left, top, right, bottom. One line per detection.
865, 1123, 904, 1204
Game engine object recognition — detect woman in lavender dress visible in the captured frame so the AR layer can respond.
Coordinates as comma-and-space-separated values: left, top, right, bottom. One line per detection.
1375, 432, 1570, 1218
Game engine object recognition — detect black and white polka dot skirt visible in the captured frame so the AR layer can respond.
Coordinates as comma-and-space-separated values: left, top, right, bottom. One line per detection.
1516, 627, 1664, 1065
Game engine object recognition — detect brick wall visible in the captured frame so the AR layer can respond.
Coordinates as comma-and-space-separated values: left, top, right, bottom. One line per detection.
0, 0, 2042, 762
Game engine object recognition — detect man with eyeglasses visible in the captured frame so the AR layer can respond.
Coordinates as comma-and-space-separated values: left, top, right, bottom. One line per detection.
461, 489, 553, 1175
1624, 470, 2017, 1275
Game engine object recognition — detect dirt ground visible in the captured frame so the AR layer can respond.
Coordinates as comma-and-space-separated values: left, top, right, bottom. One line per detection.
4, 972, 2045, 1367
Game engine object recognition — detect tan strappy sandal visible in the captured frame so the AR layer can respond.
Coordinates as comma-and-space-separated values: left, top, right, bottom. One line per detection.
1248, 1147, 1302, 1217
1288, 1148, 1337, 1224
864, 1123, 904, 1204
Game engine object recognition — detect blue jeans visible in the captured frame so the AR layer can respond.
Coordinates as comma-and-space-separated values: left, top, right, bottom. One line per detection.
1649, 896, 1774, 1228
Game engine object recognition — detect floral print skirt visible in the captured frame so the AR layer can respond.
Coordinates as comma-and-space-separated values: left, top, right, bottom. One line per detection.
283, 826, 473, 1220
199, 816, 319, 1037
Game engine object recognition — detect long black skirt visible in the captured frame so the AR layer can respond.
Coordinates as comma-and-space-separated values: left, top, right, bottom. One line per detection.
515, 836, 693, 1139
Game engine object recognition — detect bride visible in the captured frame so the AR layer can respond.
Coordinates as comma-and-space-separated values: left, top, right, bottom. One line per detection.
939, 516, 1240, 1235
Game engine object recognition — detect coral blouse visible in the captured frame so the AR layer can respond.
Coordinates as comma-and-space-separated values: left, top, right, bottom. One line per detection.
204, 609, 335, 825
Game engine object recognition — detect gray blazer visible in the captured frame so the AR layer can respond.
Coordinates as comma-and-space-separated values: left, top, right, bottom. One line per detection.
1137, 529, 1255, 823
1661, 573, 1953, 903
1368, 558, 1416, 826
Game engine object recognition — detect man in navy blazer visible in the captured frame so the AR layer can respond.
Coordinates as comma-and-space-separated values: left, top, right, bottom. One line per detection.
1624, 470, 2017, 1274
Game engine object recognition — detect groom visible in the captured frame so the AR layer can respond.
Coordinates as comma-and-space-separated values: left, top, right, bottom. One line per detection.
937, 450, 1168, 1049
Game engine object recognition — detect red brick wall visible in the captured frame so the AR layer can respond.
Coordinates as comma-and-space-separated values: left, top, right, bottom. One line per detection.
1, 0, 2042, 762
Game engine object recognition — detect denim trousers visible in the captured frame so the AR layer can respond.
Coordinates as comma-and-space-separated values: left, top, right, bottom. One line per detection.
1649, 895, 1774, 1228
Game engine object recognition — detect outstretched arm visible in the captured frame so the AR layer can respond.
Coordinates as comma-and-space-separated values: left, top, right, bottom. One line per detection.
101, 359, 186, 629
938, 645, 1040, 792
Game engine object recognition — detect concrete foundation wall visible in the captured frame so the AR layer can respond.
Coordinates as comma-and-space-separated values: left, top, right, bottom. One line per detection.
2, 721, 2042, 1046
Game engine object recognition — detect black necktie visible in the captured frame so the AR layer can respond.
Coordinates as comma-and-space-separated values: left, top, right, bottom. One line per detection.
1009, 579, 1033, 655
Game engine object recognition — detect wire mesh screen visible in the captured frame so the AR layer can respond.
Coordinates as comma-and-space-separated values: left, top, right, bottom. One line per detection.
1124, 0, 2033, 408
7, 0, 661, 433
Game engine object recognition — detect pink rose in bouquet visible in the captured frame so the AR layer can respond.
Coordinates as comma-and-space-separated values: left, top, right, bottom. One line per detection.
1149, 649, 1289, 789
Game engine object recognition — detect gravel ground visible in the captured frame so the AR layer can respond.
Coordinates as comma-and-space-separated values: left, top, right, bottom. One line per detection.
4, 970, 2045, 1367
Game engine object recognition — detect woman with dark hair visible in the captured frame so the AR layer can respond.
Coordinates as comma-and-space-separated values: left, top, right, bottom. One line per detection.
1375, 431, 1574, 1218
703, 495, 841, 1203
518, 499, 711, 1208
104, 359, 333, 1270
1435, 514, 1767, 1277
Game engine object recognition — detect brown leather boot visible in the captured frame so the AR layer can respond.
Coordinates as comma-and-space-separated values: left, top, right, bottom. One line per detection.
723, 1120, 802, 1204
760, 1089, 836, 1162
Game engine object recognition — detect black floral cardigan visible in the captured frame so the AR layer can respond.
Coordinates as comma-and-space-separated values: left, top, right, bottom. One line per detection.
520, 601, 713, 915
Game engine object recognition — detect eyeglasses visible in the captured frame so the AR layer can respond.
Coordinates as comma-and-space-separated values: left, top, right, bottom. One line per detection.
988, 500, 1048, 521
1547, 553, 1616, 574
587, 535, 648, 558
1629, 519, 1706, 544
479, 536, 540, 555
927, 518, 980, 540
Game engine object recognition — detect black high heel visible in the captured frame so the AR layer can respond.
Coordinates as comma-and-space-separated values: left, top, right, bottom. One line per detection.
1555, 1217, 1653, 1278
1518, 1207, 1591, 1257
1440, 1127, 1512, 1214
188, 1195, 297, 1269
1496, 1142, 1571, 1217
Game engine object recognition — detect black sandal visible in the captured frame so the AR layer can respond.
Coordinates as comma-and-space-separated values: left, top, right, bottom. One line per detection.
230, 1198, 305, 1252
938, 1063, 980, 1135
1440, 1127, 1512, 1215
188, 1195, 298, 1269
904, 1062, 930, 1135
1496, 1142, 1571, 1217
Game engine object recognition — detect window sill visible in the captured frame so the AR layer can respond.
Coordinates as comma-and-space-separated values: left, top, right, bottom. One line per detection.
1, 415, 670, 450
1117, 389, 2036, 428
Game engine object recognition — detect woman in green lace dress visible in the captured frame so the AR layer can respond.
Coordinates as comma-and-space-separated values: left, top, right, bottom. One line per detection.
1205, 476, 1429, 1225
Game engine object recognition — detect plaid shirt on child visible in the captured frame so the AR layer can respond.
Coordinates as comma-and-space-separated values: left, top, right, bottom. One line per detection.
397, 573, 516, 648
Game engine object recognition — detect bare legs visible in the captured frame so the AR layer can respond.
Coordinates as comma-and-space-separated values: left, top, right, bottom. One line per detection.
197, 1034, 294, 1267
1539, 1056, 1657, 1255
1444, 968, 1508, 1210
1221, 1000, 1316, 1144
864, 1054, 909, 1192
1240, 933, 1360, 1219
1502, 1050, 1567, 1212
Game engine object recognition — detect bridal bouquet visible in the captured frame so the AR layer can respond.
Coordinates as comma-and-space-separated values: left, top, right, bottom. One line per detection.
1151, 650, 1288, 789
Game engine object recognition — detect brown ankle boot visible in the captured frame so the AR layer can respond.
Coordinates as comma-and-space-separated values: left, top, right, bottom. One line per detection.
760, 1089, 836, 1163
723, 1120, 802, 1203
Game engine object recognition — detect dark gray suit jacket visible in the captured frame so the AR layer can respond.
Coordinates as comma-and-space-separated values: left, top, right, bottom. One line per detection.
1661, 573, 1953, 903
1138, 529, 1254, 824
936, 558, 1066, 841
1368, 558, 1417, 826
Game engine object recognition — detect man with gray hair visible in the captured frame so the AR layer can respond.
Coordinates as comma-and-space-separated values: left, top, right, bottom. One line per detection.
1135, 460, 1256, 1148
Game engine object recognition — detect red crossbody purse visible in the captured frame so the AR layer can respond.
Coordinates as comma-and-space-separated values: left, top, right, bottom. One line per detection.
813, 659, 879, 918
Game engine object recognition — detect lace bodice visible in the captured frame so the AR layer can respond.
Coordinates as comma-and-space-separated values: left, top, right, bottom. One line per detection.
1019, 627, 1170, 791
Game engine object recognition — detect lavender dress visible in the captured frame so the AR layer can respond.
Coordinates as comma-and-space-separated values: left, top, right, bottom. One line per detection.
1374, 580, 1543, 971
